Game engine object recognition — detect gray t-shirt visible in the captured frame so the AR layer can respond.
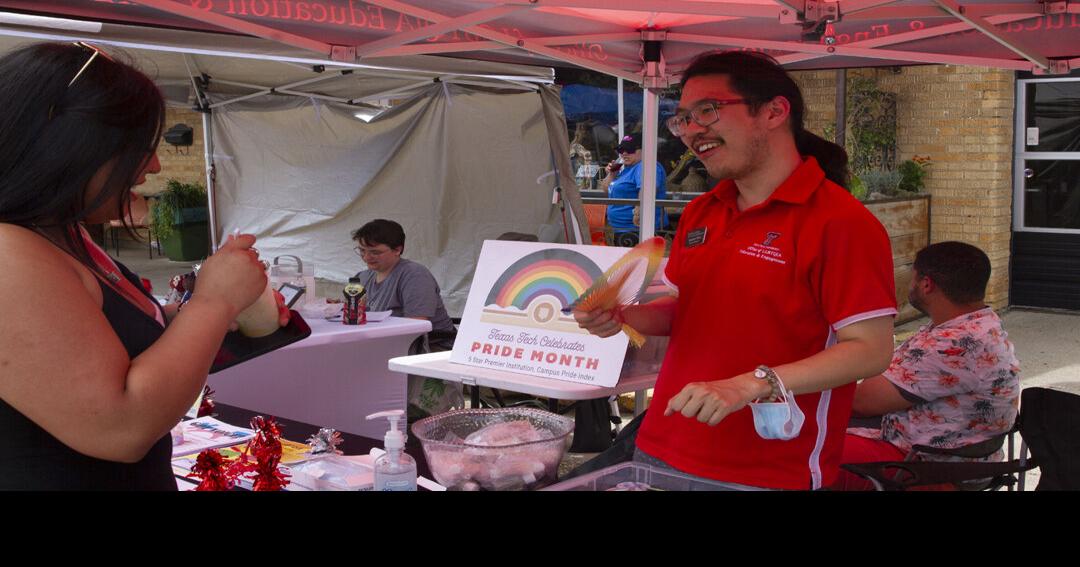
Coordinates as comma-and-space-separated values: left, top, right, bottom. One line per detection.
353, 258, 455, 337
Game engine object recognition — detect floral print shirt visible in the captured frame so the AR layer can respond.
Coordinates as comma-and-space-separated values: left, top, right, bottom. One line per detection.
856, 308, 1020, 461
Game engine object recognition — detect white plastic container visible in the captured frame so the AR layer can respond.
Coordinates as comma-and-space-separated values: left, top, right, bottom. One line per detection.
542, 462, 748, 491
270, 255, 315, 308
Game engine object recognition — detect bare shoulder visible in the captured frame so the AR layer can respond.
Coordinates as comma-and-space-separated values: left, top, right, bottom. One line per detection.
0, 224, 102, 307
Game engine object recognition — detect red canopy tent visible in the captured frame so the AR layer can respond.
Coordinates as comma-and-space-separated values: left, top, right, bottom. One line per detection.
2, 1, 1077, 75
3, 0, 1077, 237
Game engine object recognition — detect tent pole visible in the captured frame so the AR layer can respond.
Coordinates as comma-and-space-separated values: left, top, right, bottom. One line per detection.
835, 68, 847, 148
617, 78, 625, 139
640, 87, 659, 240
202, 109, 219, 252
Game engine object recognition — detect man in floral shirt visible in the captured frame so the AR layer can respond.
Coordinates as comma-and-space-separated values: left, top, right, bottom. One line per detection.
835, 242, 1020, 490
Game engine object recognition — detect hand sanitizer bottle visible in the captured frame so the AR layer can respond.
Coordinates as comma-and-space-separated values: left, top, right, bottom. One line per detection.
365, 410, 417, 491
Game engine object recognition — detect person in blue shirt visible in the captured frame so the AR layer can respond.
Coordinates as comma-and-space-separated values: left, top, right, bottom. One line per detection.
602, 132, 668, 246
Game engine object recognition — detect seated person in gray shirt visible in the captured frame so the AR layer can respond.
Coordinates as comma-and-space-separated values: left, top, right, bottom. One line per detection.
352, 219, 460, 419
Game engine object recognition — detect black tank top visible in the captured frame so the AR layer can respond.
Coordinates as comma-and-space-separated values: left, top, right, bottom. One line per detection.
0, 262, 175, 490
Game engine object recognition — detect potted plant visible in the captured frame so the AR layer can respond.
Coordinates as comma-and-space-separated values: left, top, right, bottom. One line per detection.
151, 179, 210, 262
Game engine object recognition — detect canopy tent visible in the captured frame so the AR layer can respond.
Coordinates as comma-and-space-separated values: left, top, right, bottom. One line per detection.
2, 0, 1079, 289
3, 1, 1077, 76
0, 18, 591, 315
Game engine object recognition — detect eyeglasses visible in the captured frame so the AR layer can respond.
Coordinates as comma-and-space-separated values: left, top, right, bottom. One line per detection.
48, 42, 115, 121
617, 148, 636, 155
354, 246, 394, 258
665, 98, 748, 137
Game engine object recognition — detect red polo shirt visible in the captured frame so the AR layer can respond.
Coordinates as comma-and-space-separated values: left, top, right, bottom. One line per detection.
636, 157, 896, 490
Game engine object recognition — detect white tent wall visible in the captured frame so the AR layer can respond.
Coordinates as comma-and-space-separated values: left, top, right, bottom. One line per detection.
210, 83, 568, 315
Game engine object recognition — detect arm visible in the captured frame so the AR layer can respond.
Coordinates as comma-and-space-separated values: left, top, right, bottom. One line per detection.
852, 375, 914, 417
573, 294, 678, 338
0, 230, 267, 462
666, 315, 895, 425
161, 302, 180, 323
397, 264, 445, 324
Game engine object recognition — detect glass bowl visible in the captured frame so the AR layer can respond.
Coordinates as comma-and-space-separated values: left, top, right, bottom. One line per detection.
411, 408, 574, 491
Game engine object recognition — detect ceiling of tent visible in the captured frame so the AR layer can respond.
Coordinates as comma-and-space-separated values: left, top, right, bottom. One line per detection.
0, 0, 1078, 84
0, 9, 556, 107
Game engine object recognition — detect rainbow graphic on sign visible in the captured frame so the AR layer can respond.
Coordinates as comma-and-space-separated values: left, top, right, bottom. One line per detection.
481, 249, 603, 332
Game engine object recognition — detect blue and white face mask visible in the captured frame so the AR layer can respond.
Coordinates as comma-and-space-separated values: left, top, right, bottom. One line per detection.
748, 376, 805, 441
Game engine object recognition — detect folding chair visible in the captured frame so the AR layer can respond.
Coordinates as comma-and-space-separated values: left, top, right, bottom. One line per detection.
840, 386, 1080, 491
105, 194, 158, 258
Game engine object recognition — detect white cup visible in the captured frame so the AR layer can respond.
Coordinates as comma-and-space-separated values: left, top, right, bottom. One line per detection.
234, 281, 280, 338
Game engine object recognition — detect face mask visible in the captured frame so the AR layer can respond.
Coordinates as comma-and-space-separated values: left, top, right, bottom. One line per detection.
748, 376, 805, 441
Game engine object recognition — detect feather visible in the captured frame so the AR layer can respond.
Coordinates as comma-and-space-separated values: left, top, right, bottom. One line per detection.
569, 237, 665, 347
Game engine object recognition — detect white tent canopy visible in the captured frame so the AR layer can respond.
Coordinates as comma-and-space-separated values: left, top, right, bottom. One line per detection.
0, 19, 589, 315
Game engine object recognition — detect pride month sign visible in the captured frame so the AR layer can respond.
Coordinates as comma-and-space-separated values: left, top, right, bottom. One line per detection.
451, 241, 631, 388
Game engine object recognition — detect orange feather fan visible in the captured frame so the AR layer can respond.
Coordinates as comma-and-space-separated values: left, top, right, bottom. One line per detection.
570, 237, 665, 347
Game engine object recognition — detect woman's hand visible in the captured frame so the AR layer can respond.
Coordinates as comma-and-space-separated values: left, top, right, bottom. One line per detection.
605, 160, 622, 178
664, 373, 771, 427
273, 288, 291, 327
190, 233, 267, 318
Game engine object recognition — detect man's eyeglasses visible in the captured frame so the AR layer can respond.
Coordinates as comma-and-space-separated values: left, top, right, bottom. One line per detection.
665, 98, 747, 136
49, 42, 114, 121
354, 246, 394, 258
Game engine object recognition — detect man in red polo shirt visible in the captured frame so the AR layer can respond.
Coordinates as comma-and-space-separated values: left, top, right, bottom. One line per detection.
575, 51, 897, 490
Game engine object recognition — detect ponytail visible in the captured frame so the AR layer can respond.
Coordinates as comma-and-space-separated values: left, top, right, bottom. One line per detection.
796, 130, 850, 189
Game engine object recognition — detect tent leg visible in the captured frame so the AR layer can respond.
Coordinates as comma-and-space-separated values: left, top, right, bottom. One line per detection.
640, 88, 660, 240
202, 110, 219, 252
617, 78, 625, 139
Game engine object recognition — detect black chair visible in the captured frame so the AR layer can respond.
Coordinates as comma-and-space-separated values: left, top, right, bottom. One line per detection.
840, 386, 1080, 491
1016, 387, 1080, 490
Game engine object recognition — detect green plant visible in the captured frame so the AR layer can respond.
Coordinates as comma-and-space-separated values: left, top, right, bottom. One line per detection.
861, 169, 901, 197
151, 179, 207, 240
848, 174, 868, 201
898, 156, 932, 194
845, 76, 897, 174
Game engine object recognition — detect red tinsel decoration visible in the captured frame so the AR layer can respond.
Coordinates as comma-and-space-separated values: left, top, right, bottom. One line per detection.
197, 385, 216, 417
231, 416, 290, 491
188, 449, 236, 491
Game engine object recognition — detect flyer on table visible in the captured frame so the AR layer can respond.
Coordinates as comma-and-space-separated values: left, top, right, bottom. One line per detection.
452, 240, 631, 388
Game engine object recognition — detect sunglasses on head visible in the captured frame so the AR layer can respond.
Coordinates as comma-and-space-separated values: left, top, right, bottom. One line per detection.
48, 42, 115, 121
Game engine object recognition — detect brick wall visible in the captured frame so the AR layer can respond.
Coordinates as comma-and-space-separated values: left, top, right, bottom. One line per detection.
138, 105, 207, 196
793, 66, 1015, 309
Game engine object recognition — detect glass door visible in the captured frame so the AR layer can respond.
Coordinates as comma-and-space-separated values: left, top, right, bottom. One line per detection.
1014, 79, 1080, 232
1011, 76, 1080, 309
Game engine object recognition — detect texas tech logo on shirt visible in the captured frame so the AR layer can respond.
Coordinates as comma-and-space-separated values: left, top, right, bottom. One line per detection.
739, 231, 787, 265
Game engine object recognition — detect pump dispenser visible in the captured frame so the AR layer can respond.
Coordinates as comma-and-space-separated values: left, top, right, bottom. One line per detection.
365, 410, 417, 491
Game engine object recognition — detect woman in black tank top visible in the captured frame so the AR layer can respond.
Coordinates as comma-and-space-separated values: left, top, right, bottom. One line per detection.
0, 43, 271, 489
0, 264, 173, 490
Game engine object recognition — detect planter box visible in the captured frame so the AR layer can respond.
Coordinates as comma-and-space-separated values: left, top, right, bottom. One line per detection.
160, 207, 210, 262
864, 195, 930, 324
173, 207, 208, 224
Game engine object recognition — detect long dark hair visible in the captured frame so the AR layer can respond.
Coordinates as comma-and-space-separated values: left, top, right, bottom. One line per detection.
680, 50, 850, 188
0, 42, 165, 269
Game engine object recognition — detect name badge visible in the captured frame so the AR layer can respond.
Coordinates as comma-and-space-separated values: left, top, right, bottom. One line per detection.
686, 227, 707, 248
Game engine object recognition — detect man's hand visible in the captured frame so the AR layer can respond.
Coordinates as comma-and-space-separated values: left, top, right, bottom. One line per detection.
573, 307, 623, 338
665, 372, 771, 426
